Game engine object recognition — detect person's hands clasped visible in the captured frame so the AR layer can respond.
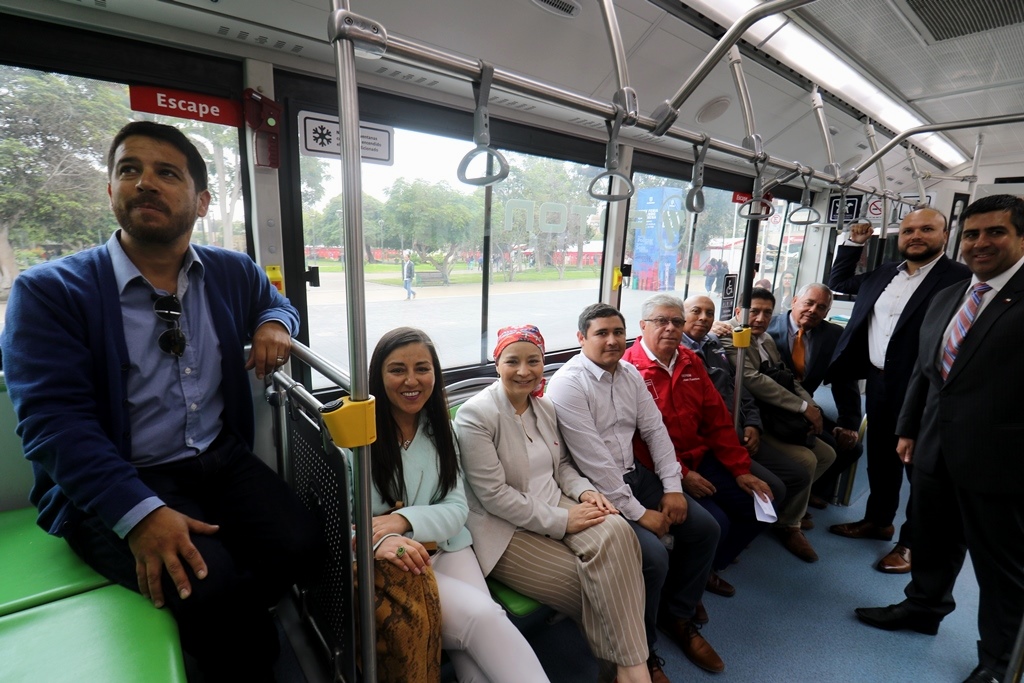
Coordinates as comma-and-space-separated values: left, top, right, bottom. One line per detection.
246, 320, 293, 380
682, 470, 716, 499
804, 404, 824, 434
637, 509, 671, 537
375, 535, 430, 574
127, 506, 220, 608
372, 513, 412, 544
833, 426, 859, 451
736, 473, 773, 502
579, 490, 618, 515
742, 426, 761, 455
659, 491, 688, 524
566, 500, 609, 534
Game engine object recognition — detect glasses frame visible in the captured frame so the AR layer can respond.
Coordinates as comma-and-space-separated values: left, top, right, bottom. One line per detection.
153, 294, 187, 358
643, 316, 685, 328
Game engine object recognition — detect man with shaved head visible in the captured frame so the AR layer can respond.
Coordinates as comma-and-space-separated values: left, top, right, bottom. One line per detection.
827, 207, 969, 575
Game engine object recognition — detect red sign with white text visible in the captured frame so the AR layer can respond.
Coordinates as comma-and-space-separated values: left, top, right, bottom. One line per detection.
731, 190, 774, 203
129, 86, 242, 127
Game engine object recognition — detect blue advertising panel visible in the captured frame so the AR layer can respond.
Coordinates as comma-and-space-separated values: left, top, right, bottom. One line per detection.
632, 187, 684, 291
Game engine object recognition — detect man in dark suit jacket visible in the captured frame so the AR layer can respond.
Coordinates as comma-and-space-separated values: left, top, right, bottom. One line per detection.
826, 208, 970, 575
855, 194, 1024, 683
766, 283, 862, 508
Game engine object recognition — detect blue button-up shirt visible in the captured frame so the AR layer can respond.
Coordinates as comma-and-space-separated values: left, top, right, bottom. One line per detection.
108, 231, 224, 535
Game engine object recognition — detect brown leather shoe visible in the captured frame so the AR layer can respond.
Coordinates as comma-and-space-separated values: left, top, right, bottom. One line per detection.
705, 571, 736, 597
829, 519, 895, 541
774, 527, 818, 562
657, 617, 724, 673
800, 512, 815, 530
693, 600, 709, 625
876, 544, 911, 574
647, 652, 671, 683
808, 493, 828, 509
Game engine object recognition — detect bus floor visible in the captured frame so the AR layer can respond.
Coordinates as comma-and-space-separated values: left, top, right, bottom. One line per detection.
522, 453, 981, 683
266, 457, 981, 683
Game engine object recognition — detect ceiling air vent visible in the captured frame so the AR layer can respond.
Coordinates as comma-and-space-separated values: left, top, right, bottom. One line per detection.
530, 0, 582, 19
897, 0, 1024, 42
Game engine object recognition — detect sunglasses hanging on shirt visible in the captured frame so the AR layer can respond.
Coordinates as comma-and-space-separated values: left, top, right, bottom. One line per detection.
153, 294, 187, 358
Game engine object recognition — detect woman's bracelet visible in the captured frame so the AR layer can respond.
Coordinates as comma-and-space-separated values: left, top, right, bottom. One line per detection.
372, 533, 402, 554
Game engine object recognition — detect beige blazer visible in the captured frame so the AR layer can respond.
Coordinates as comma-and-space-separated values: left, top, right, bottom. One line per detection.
720, 316, 816, 415
453, 381, 593, 576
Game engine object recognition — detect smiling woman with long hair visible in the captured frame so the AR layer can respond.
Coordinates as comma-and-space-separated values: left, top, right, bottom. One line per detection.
367, 327, 548, 682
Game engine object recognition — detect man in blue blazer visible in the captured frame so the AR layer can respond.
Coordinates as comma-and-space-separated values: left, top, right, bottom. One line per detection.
766, 283, 862, 509
1, 121, 323, 681
855, 194, 1024, 683
826, 209, 969, 574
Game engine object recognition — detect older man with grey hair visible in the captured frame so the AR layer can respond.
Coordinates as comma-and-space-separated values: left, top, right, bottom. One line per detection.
766, 283, 863, 511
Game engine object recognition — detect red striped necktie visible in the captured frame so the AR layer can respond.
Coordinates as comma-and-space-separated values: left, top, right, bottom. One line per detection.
940, 282, 991, 380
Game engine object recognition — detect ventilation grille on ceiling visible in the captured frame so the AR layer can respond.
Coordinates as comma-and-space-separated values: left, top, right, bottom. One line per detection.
489, 95, 537, 112
530, 0, 582, 19
373, 66, 441, 89
567, 116, 604, 130
901, 0, 1024, 42
216, 24, 305, 52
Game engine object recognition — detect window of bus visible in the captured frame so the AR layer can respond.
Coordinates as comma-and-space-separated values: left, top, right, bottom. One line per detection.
299, 127, 607, 384
621, 173, 808, 323
0, 65, 248, 334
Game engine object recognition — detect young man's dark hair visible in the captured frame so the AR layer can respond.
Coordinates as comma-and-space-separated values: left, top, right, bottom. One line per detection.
577, 302, 626, 336
107, 120, 209, 192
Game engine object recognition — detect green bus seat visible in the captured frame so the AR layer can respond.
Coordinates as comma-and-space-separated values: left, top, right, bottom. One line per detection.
0, 584, 186, 682
486, 577, 544, 618
0, 507, 110, 617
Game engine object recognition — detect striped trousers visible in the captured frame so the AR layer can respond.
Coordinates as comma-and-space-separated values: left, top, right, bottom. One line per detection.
489, 496, 648, 667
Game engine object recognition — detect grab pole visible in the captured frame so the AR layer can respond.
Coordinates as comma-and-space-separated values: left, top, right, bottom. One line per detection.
328, 1, 381, 678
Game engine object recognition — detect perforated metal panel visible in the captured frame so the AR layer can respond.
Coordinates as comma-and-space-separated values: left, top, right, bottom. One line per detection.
906, 0, 1024, 41
287, 407, 358, 683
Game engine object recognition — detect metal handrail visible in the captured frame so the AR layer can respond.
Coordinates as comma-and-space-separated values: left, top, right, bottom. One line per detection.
650, 0, 815, 136
850, 113, 1024, 182
379, 30, 923, 199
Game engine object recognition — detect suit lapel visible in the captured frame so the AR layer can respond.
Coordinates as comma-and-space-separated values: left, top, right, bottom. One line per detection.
946, 269, 1024, 383
893, 257, 956, 337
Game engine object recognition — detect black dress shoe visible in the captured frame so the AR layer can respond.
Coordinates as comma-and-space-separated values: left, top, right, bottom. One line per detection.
962, 664, 1001, 683
855, 602, 940, 635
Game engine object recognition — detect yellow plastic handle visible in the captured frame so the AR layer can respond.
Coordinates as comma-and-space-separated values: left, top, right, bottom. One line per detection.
731, 326, 752, 349
320, 395, 377, 448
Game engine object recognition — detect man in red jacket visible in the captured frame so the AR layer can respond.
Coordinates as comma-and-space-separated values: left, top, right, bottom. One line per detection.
624, 293, 782, 596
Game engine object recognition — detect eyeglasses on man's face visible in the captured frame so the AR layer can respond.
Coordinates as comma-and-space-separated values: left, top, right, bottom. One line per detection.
644, 316, 685, 328
153, 294, 187, 358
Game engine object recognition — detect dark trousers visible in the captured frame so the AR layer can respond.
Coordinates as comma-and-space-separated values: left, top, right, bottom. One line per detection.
904, 458, 1024, 675
66, 433, 325, 682
695, 455, 783, 570
624, 465, 718, 649
864, 368, 913, 545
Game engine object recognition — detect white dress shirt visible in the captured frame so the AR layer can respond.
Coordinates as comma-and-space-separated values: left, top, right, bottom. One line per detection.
546, 353, 682, 522
868, 253, 941, 369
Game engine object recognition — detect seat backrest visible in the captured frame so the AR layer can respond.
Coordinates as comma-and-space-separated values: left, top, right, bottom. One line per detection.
0, 374, 33, 513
